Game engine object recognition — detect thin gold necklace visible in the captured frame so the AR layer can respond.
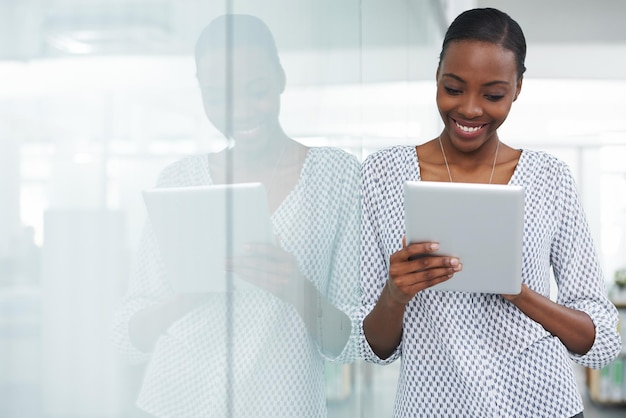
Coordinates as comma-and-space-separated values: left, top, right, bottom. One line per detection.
438, 136, 500, 184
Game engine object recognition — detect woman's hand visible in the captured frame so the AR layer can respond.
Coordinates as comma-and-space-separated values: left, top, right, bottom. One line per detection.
228, 242, 354, 355
387, 239, 462, 305
363, 238, 461, 359
499, 283, 595, 355
501, 283, 527, 302
226, 242, 306, 307
129, 293, 209, 353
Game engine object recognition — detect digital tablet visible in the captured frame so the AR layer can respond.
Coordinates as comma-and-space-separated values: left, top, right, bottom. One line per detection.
404, 181, 524, 294
142, 183, 274, 293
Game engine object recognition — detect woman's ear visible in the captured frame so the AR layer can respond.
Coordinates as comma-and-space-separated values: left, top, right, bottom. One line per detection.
278, 65, 287, 93
513, 76, 523, 101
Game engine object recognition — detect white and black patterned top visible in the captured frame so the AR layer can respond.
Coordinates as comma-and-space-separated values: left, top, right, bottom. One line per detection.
359, 145, 621, 418
112, 147, 361, 418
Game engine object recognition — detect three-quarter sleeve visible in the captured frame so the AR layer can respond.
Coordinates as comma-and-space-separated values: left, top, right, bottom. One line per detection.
550, 163, 622, 368
358, 154, 402, 364
111, 222, 171, 363
111, 157, 206, 363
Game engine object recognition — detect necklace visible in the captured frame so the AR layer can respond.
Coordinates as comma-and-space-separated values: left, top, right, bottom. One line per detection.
438, 136, 500, 184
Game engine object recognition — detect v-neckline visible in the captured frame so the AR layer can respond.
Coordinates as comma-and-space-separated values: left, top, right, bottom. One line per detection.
205, 148, 313, 219
413, 146, 525, 186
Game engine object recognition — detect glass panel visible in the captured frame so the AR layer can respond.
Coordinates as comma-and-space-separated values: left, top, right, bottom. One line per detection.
4, 1, 626, 417
0, 1, 444, 417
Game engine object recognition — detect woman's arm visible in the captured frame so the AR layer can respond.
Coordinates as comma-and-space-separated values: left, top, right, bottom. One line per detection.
128, 294, 208, 352
503, 285, 595, 354
364, 241, 460, 359
297, 279, 352, 357
363, 280, 410, 359
228, 243, 354, 356
524, 160, 621, 362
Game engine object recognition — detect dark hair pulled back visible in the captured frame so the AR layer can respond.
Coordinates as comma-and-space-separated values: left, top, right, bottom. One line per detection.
194, 14, 281, 70
439, 8, 526, 79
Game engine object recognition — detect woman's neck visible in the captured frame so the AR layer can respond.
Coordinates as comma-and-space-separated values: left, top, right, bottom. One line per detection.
209, 134, 307, 184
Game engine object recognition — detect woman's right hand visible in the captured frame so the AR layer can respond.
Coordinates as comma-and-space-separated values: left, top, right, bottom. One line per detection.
129, 293, 209, 353
386, 239, 462, 305
363, 239, 462, 359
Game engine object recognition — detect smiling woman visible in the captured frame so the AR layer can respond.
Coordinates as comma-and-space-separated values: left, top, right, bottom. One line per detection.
360, 7, 622, 418
432, 39, 521, 183
6, 1, 626, 417
111, 13, 362, 418
194, 14, 285, 155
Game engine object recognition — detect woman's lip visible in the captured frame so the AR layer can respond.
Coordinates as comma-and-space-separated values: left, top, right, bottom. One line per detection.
232, 125, 263, 139
451, 118, 487, 137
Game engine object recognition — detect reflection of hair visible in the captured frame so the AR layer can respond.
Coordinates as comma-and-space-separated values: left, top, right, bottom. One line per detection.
194, 14, 281, 69
439, 8, 526, 78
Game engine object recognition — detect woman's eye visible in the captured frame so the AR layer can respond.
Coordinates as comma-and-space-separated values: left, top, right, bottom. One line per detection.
206, 97, 226, 106
201, 88, 227, 106
485, 94, 504, 102
248, 86, 270, 99
246, 79, 272, 99
444, 86, 462, 95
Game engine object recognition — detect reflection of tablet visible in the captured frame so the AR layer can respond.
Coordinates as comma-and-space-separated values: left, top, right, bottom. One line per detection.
404, 181, 524, 294
142, 183, 274, 293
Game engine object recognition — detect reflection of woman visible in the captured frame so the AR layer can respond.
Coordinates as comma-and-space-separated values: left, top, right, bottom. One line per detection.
113, 14, 360, 417
360, 8, 621, 418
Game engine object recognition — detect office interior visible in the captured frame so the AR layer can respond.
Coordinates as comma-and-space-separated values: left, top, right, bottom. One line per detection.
1, 0, 625, 417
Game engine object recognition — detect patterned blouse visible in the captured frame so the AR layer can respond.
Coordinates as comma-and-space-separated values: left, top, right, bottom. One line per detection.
359, 145, 621, 418
112, 147, 361, 417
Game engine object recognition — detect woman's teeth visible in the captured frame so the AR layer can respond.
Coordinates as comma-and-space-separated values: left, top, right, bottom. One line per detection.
236, 126, 260, 135
455, 121, 483, 133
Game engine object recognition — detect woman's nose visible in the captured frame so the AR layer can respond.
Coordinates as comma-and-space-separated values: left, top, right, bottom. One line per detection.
458, 95, 483, 119
232, 97, 255, 120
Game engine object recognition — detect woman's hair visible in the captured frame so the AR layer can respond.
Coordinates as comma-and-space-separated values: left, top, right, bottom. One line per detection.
194, 14, 281, 69
439, 8, 526, 78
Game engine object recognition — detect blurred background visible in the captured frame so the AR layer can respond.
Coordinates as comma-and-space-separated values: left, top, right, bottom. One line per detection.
1, 0, 625, 416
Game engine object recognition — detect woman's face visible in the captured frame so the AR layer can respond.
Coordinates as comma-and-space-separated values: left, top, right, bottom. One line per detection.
436, 40, 522, 153
196, 45, 284, 152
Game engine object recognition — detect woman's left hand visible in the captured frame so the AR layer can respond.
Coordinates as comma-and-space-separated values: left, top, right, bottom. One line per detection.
226, 242, 307, 306
499, 283, 595, 355
501, 283, 528, 302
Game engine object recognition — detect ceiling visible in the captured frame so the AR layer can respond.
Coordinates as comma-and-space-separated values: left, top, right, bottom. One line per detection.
462, 0, 626, 79
2, 1, 625, 150
0, 0, 439, 59
477, 0, 626, 44
2, 0, 626, 81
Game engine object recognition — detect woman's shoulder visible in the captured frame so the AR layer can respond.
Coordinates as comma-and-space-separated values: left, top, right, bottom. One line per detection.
361, 145, 416, 182
304, 146, 360, 181
307, 146, 359, 167
155, 154, 211, 188
516, 149, 575, 188
363, 145, 415, 169
520, 148, 571, 168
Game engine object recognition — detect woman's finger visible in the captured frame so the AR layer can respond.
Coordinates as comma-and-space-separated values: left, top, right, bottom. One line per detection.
390, 242, 439, 263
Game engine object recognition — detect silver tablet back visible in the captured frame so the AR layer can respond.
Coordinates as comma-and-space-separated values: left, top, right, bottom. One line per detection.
404, 181, 524, 294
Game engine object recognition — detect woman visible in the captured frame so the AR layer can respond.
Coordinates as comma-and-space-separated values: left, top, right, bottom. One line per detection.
113, 14, 360, 417
360, 8, 621, 418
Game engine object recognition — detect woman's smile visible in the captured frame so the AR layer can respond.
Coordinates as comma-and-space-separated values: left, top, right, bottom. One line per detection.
451, 117, 489, 138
